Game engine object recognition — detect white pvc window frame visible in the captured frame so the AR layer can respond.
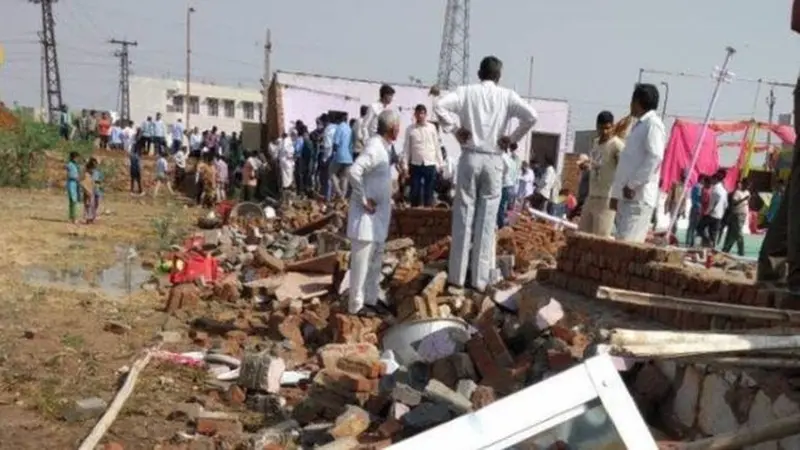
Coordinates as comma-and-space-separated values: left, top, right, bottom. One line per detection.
387, 354, 657, 450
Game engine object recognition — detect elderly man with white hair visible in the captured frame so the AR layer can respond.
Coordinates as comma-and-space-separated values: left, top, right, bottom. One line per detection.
346, 109, 400, 315
434, 55, 538, 293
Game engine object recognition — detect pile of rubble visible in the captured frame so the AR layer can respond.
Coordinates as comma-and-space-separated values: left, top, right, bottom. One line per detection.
155, 203, 595, 449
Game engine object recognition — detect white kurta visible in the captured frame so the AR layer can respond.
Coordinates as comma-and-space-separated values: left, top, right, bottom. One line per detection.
346, 135, 393, 313
434, 81, 538, 292
279, 138, 295, 189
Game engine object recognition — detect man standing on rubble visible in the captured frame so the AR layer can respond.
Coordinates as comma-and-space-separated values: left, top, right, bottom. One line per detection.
346, 109, 400, 315
364, 85, 396, 138
610, 84, 666, 243
433, 56, 538, 292
758, 3, 800, 293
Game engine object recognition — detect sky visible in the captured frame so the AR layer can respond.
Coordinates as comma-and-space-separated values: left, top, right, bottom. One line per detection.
0, 0, 798, 135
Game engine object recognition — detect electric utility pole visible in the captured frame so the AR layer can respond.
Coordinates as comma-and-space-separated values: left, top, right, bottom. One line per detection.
766, 86, 776, 149
30, 0, 63, 124
110, 39, 137, 123
260, 28, 271, 145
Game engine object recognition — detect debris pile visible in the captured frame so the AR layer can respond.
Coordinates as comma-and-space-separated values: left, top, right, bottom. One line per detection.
149, 205, 595, 448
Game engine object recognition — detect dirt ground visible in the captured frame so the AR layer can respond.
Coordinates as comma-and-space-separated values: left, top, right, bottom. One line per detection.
0, 188, 213, 449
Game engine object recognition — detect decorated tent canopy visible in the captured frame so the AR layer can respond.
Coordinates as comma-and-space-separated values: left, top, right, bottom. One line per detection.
660, 119, 795, 192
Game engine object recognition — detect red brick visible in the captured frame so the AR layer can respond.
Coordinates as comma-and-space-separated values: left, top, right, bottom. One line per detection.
471, 385, 496, 409
103, 443, 124, 450
225, 385, 246, 406
337, 355, 385, 379
195, 412, 243, 436
466, 337, 500, 380
314, 369, 379, 394
285, 251, 338, 274
479, 326, 512, 367
546, 349, 574, 372
377, 418, 404, 438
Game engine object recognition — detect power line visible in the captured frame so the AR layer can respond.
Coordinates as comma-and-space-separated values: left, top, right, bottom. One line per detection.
30, 0, 64, 124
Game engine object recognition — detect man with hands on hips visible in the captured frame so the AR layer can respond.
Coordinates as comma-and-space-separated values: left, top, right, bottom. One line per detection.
346, 109, 401, 315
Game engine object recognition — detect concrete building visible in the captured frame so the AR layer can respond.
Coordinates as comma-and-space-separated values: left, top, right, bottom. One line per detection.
267, 70, 572, 170
130, 76, 262, 134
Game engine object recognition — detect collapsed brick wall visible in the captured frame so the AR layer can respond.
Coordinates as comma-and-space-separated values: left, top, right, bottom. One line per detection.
538, 233, 784, 330
389, 208, 452, 247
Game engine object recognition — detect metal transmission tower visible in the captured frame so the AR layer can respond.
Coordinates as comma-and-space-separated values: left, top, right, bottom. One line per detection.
110, 39, 137, 123
30, 0, 63, 123
436, 0, 470, 90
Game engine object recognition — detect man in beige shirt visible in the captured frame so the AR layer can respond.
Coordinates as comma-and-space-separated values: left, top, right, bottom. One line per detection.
402, 104, 444, 206
580, 111, 624, 237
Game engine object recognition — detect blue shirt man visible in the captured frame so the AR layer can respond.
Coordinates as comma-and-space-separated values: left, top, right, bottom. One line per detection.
333, 121, 354, 165
141, 118, 154, 138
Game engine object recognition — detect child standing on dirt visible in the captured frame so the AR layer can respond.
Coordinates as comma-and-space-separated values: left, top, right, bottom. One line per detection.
153, 151, 174, 198
129, 147, 143, 195
66, 151, 81, 224
91, 157, 104, 219
81, 159, 96, 223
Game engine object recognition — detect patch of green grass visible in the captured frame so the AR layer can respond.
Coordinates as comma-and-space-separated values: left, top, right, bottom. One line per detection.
60, 333, 85, 349
32, 375, 64, 419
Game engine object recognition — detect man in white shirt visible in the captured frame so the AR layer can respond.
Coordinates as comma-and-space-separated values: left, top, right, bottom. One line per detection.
171, 118, 185, 154
517, 161, 535, 205
533, 156, 556, 212
580, 111, 625, 237
347, 110, 399, 315
173, 145, 188, 189
353, 105, 369, 158
363, 85, 395, 138
698, 170, 729, 247
722, 177, 751, 256
498, 143, 521, 227
188, 127, 202, 156
402, 104, 444, 206
434, 56, 538, 292
610, 84, 667, 243
122, 120, 135, 153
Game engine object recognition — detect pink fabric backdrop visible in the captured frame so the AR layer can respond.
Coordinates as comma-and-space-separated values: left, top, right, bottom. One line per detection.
660, 120, 721, 192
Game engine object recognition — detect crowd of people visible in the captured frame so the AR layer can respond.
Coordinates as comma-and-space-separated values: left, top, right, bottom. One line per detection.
58, 52, 794, 310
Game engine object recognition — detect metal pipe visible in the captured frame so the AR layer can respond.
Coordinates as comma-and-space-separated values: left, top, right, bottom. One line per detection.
660, 81, 670, 119
185, 5, 195, 129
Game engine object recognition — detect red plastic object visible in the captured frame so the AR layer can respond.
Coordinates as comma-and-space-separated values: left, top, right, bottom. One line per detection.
215, 200, 236, 224
169, 250, 220, 285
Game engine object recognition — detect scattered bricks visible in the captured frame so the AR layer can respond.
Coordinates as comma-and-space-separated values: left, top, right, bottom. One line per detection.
213, 273, 241, 303
195, 411, 243, 436
225, 385, 247, 406
165, 283, 201, 313
402, 403, 453, 430
549, 324, 576, 345
430, 358, 458, 388
337, 355, 385, 379
63, 397, 108, 423
357, 434, 393, 450
385, 237, 415, 252
376, 418, 404, 439
254, 246, 285, 272
318, 343, 380, 370
288, 299, 304, 315
479, 326, 513, 367
276, 314, 305, 346
314, 369, 379, 395
395, 296, 429, 322
449, 352, 477, 380
546, 349, 574, 372
456, 379, 478, 400
285, 252, 338, 274
331, 314, 382, 344
390, 383, 423, 407
363, 394, 391, 416
421, 272, 448, 303
424, 379, 472, 414
238, 352, 286, 394
470, 385, 496, 409
422, 236, 451, 263
466, 336, 501, 381
329, 405, 371, 439
103, 443, 124, 450
302, 310, 329, 331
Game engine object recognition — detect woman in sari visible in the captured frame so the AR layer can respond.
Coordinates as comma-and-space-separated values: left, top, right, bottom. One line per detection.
66, 151, 81, 223
81, 158, 96, 223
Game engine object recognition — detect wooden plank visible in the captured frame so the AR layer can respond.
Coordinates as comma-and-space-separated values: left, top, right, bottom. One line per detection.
596, 286, 800, 323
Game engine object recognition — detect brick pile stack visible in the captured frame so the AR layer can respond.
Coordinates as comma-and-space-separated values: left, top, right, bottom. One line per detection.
152, 204, 592, 448
538, 232, 784, 330
388, 207, 452, 247
497, 215, 565, 271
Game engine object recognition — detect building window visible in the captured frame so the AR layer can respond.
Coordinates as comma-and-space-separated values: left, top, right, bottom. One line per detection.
223, 100, 235, 118
169, 95, 184, 113
242, 101, 255, 120
256, 102, 263, 120
189, 96, 200, 115
207, 98, 219, 117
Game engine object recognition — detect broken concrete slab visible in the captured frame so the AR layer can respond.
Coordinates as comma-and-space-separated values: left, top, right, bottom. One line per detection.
238, 351, 286, 394
63, 397, 108, 423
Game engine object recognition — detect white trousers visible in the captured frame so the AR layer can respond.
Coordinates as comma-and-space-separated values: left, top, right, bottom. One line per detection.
448, 151, 503, 292
614, 199, 653, 243
348, 239, 385, 314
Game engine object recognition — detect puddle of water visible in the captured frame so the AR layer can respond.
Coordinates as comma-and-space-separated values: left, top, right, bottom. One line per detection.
22, 248, 153, 299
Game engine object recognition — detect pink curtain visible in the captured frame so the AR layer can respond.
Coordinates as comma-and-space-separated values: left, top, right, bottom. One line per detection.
660, 120, 721, 192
